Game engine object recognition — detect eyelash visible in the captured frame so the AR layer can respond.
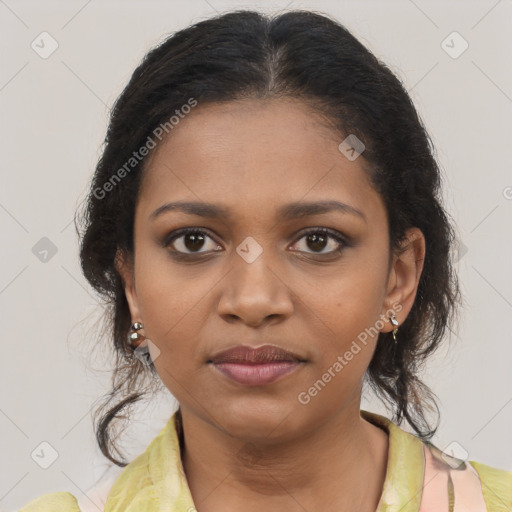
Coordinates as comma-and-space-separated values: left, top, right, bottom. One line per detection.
163, 226, 349, 257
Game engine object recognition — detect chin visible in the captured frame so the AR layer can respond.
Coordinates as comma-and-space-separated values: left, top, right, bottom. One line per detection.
215, 398, 305, 442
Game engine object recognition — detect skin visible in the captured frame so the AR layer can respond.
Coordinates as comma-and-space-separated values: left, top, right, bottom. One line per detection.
117, 98, 426, 511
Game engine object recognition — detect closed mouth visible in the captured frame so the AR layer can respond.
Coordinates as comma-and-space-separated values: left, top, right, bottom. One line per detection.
208, 344, 306, 365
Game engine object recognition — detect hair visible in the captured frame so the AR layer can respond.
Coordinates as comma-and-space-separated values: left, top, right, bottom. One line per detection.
77, 9, 462, 467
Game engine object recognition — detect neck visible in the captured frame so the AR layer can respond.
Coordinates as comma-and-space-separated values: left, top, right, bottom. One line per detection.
179, 403, 389, 511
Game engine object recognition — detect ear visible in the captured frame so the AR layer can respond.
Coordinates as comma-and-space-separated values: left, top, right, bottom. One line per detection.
115, 248, 142, 323
380, 227, 426, 332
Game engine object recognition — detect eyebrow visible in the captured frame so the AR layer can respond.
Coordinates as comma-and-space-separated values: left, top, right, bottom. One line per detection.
149, 200, 366, 223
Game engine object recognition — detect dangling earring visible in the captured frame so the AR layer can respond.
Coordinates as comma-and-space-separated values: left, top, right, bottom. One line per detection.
127, 322, 154, 366
127, 322, 145, 350
390, 314, 399, 344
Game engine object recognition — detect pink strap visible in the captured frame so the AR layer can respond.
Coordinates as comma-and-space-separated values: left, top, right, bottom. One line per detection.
451, 461, 488, 511
419, 443, 487, 511
419, 443, 450, 510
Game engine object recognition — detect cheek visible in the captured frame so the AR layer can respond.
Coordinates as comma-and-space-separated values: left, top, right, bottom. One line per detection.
132, 253, 216, 378
306, 269, 386, 346
295, 285, 382, 416
298, 260, 387, 394
136, 277, 204, 400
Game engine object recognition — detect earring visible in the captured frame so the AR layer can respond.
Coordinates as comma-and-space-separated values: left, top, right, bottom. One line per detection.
128, 322, 146, 350
390, 315, 399, 344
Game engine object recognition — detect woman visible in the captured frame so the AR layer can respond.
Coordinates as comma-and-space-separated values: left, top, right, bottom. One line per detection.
20, 9, 512, 511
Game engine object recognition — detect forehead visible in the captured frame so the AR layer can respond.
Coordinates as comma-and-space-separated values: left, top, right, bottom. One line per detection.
137, 98, 384, 225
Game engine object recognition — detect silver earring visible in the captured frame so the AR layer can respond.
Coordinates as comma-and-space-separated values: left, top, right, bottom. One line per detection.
390, 315, 399, 344
128, 322, 145, 350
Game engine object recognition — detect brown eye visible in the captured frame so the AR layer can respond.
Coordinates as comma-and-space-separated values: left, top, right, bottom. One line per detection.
165, 228, 222, 254
181, 232, 206, 252
291, 228, 347, 255
305, 232, 328, 252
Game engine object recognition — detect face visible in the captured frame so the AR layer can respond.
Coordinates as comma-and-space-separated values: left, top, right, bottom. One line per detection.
118, 98, 424, 442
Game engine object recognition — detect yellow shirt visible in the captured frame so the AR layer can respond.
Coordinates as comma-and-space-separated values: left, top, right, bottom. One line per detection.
19, 409, 512, 511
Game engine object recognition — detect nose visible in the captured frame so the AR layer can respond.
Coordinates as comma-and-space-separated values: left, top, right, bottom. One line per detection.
217, 250, 294, 328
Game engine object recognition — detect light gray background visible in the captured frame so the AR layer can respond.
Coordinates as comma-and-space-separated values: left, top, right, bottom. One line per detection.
1, 0, 511, 510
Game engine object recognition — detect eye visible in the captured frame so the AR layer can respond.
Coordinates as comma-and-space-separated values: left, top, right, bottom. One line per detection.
164, 228, 222, 255
290, 227, 347, 255
163, 226, 348, 258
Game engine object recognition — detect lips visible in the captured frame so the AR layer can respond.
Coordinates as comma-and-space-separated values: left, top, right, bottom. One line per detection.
209, 344, 305, 364
208, 344, 306, 386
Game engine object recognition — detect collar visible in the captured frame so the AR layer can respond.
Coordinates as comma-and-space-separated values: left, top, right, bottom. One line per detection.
105, 409, 425, 511
361, 409, 424, 511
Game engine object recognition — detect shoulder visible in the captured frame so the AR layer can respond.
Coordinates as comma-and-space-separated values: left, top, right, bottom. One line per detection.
18, 468, 122, 512
470, 459, 512, 510
17, 491, 81, 511
16, 417, 175, 512
424, 441, 512, 510
361, 409, 512, 510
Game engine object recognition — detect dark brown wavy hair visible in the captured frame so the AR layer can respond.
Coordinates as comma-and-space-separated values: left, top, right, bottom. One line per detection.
76, 9, 462, 467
